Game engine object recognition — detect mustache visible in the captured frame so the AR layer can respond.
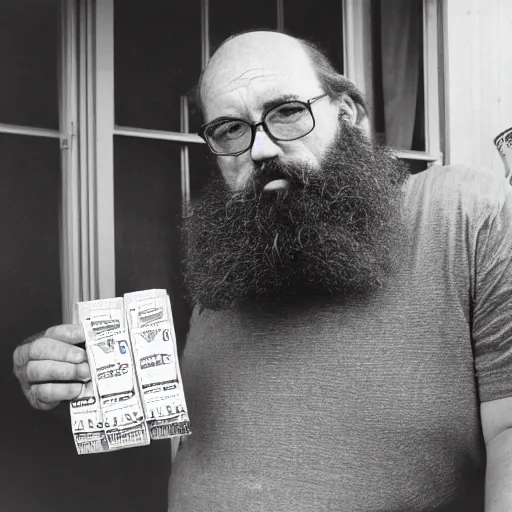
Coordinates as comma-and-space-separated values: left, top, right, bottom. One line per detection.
245, 158, 310, 195
241, 157, 352, 213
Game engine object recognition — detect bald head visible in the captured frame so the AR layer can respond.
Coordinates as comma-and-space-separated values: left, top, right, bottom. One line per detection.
201, 32, 314, 116
198, 31, 367, 126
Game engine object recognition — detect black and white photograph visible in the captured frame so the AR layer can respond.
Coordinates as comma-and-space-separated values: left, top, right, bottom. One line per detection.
1, 0, 512, 510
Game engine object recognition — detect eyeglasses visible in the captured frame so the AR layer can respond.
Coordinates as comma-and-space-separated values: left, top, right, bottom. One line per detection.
198, 93, 328, 156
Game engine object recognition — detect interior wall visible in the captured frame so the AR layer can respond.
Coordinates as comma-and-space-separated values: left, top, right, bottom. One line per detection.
443, 0, 512, 175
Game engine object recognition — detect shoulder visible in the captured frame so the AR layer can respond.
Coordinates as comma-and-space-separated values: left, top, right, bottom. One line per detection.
404, 164, 511, 220
407, 164, 508, 198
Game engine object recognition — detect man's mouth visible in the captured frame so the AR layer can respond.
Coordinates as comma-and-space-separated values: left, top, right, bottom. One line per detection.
263, 178, 290, 192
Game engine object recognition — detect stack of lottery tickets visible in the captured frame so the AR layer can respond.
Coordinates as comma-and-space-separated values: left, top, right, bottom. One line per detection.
70, 290, 191, 455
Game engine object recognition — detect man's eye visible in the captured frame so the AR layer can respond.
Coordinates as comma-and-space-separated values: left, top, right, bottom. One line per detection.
213, 122, 245, 139
272, 104, 307, 120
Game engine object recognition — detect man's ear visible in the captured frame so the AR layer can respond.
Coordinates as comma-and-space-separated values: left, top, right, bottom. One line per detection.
339, 93, 371, 136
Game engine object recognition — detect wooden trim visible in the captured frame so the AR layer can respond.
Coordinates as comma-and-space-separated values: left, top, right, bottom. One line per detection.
0, 122, 60, 139
393, 148, 443, 163
86, 0, 97, 302
78, 0, 97, 305
94, 0, 116, 299
441, 0, 512, 171
180, 96, 191, 216
342, 0, 372, 93
342, 0, 374, 122
114, 126, 204, 144
78, 0, 89, 304
423, 0, 442, 160
59, 0, 81, 324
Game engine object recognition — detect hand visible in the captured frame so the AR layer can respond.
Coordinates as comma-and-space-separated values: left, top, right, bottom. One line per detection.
13, 324, 90, 411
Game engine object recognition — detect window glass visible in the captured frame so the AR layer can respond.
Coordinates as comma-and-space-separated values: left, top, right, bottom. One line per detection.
0, 134, 62, 377
371, 0, 425, 151
283, 0, 344, 73
189, 142, 216, 202
114, 136, 190, 350
114, 0, 202, 132
403, 158, 430, 174
0, 0, 60, 129
209, 0, 277, 55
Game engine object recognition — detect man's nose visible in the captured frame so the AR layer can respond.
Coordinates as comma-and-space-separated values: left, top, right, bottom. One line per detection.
250, 126, 282, 163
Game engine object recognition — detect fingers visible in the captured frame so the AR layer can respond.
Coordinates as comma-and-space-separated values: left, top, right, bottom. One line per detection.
28, 337, 86, 364
14, 324, 89, 412
13, 343, 30, 373
45, 324, 85, 344
26, 360, 91, 383
31, 382, 84, 409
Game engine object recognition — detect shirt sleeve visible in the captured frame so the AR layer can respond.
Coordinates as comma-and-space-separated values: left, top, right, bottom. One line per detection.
472, 178, 512, 403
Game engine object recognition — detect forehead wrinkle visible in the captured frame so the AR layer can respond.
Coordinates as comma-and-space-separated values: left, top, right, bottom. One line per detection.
210, 69, 278, 98
203, 32, 314, 92
230, 68, 275, 85
204, 74, 284, 123
201, 35, 318, 120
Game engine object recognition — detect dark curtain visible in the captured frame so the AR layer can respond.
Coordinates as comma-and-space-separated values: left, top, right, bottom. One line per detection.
379, 0, 424, 150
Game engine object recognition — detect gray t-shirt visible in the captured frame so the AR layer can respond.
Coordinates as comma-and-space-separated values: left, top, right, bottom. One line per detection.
168, 165, 512, 511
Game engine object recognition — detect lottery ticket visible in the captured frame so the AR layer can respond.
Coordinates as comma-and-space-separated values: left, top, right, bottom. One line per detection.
70, 379, 109, 455
79, 298, 150, 451
125, 289, 191, 440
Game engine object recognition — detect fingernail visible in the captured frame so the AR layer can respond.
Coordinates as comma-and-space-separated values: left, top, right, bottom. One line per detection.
78, 362, 91, 381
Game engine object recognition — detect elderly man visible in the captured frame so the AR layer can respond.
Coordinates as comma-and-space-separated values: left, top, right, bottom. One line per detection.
13, 31, 512, 511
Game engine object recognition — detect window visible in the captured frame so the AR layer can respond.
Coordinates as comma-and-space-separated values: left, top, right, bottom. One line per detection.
31, 0, 442, 329
343, 0, 442, 168
0, 0, 74, 371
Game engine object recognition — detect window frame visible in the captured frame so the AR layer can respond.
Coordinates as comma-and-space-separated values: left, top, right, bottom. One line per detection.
342, 0, 443, 165
59, 0, 81, 324
0, 0, 80, 324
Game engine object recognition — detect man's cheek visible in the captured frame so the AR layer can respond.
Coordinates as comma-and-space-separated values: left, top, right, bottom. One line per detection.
218, 157, 242, 190
224, 165, 255, 192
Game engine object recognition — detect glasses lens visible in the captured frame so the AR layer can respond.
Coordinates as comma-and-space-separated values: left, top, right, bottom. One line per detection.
206, 120, 251, 155
266, 102, 314, 140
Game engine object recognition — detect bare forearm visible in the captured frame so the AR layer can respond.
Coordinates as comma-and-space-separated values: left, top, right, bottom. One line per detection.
485, 428, 512, 511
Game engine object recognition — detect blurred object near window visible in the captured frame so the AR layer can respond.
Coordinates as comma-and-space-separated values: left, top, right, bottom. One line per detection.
494, 127, 512, 185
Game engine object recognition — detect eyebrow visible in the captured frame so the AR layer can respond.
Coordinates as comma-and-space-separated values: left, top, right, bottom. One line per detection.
260, 94, 301, 113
